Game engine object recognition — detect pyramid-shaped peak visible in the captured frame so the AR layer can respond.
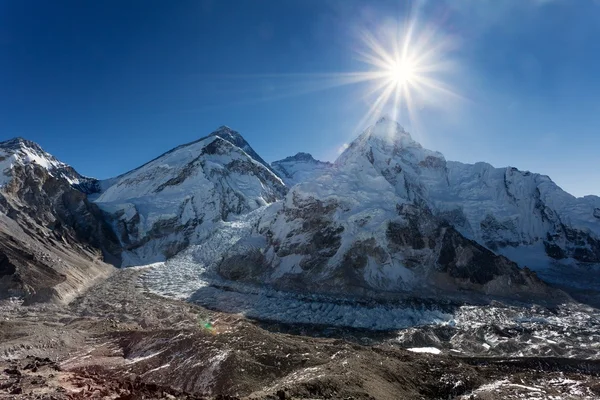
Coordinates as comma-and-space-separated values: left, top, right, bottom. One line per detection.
292, 152, 316, 161
210, 125, 242, 137
205, 125, 275, 173
365, 117, 415, 148
209, 125, 247, 146
374, 116, 407, 133
212, 125, 237, 134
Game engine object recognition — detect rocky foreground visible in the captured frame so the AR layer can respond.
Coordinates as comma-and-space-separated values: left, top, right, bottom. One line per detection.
1, 268, 599, 400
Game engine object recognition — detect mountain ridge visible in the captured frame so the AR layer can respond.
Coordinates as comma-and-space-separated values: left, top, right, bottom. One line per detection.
1, 119, 598, 304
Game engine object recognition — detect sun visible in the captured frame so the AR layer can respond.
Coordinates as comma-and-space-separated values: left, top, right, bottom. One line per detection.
218, 16, 459, 137
387, 59, 416, 86
342, 18, 460, 132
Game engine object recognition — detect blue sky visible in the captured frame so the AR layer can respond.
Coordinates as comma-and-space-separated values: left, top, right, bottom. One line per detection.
1, 0, 599, 196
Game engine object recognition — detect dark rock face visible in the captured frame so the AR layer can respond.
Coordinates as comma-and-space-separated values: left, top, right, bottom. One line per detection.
436, 226, 524, 286
480, 214, 521, 250
388, 204, 527, 287
544, 240, 567, 260
0, 162, 116, 302
0, 253, 16, 277
542, 224, 600, 263
218, 250, 268, 282
2, 163, 121, 263
332, 238, 387, 290
0, 230, 66, 300
274, 195, 343, 269
277, 152, 318, 163
418, 155, 446, 169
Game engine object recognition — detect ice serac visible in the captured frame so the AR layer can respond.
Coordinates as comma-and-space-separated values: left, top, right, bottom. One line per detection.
216, 117, 597, 303
0, 138, 117, 303
94, 127, 287, 266
271, 152, 333, 186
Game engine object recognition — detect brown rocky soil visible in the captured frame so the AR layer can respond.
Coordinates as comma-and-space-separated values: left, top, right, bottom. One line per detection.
1, 268, 599, 399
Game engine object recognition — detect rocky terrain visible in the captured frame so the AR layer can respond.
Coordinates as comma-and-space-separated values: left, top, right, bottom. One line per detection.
2, 267, 600, 399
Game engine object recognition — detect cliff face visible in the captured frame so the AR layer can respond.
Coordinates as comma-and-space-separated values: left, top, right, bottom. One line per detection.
0, 139, 117, 303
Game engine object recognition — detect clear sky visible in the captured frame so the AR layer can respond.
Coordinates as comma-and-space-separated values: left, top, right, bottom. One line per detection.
1, 0, 599, 197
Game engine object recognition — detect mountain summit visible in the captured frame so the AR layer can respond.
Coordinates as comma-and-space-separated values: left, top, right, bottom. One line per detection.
209, 126, 275, 173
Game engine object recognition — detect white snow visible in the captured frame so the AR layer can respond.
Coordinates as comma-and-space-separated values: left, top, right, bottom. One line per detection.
126, 350, 165, 364
333, 117, 600, 282
407, 347, 442, 354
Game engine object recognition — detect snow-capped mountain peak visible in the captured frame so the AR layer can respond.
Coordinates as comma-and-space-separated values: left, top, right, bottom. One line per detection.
277, 152, 319, 163
93, 127, 287, 266
208, 125, 274, 173
209, 125, 245, 144
0, 137, 89, 187
271, 152, 333, 186
334, 119, 600, 286
335, 117, 442, 190
369, 116, 415, 144
1, 137, 45, 152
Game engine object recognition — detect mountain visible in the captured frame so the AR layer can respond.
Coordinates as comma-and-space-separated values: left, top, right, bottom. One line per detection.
271, 152, 333, 186
93, 127, 287, 266
0, 138, 117, 303
336, 118, 600, 279
2, 120, 598, 305
216, 118, 598, 303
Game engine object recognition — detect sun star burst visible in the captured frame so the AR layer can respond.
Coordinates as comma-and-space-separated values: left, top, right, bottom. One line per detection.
341, 17, 461, 136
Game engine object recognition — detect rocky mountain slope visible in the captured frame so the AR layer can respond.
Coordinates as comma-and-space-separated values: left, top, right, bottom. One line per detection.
4, 267, 600, 400
0, 138, 117, 303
